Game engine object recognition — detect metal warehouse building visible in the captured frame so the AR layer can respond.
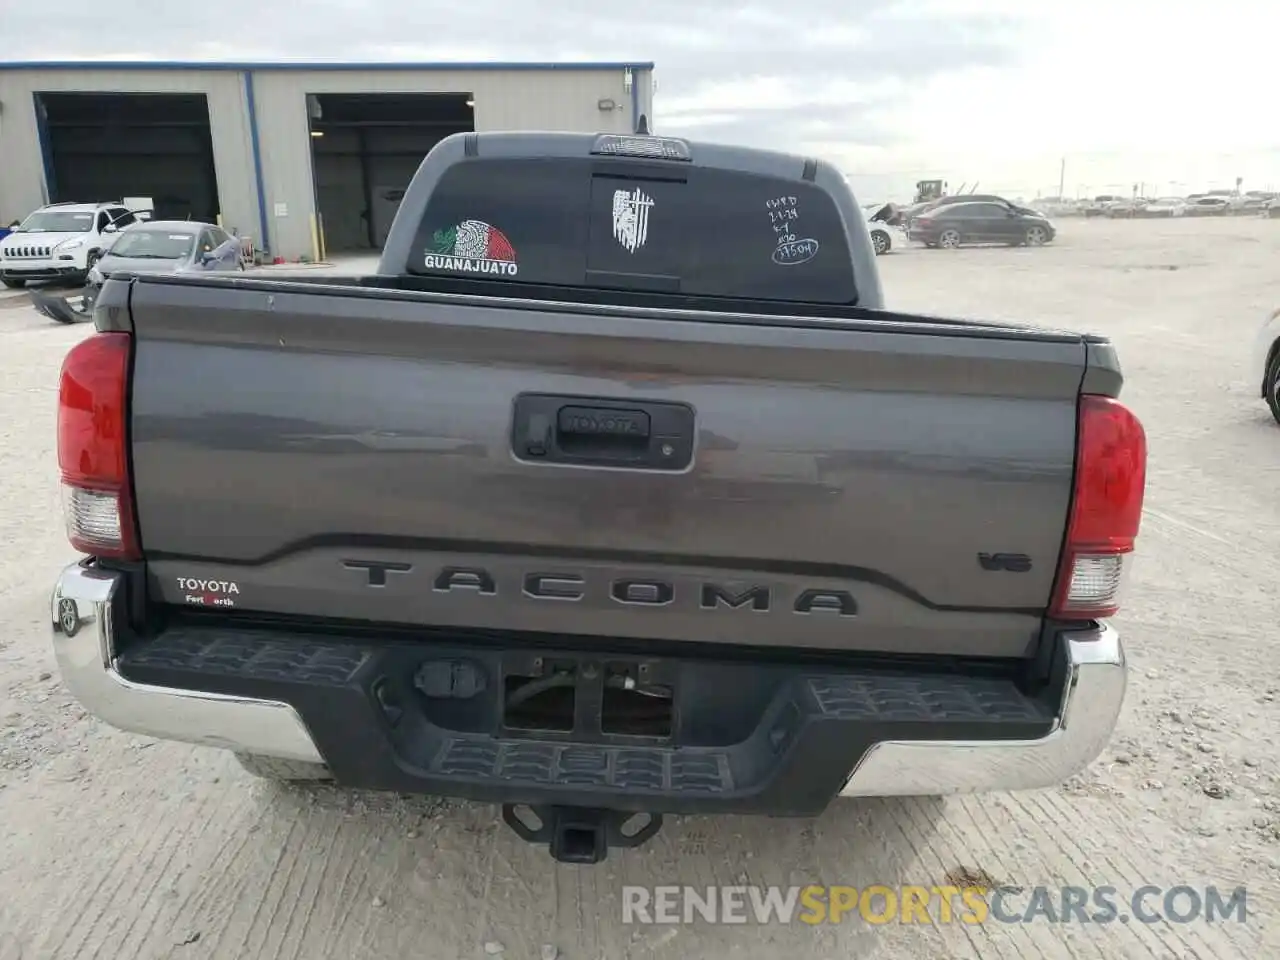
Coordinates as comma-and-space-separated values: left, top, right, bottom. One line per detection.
0, 60, 655, 262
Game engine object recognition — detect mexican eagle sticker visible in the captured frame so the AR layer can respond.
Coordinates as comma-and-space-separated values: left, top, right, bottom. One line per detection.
425, 220, 518, 276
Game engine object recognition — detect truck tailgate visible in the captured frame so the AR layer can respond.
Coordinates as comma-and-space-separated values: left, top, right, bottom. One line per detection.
126, 278, 1088, 658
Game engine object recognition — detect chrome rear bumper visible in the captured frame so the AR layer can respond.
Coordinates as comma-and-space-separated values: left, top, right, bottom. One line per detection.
51, 561, 322, 763
52, 560, 1124, 796
840, 622, 1125, 796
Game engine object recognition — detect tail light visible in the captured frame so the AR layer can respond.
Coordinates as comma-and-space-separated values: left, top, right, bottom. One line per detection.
1049, 395, 1147, 619
57, 332, 139, 559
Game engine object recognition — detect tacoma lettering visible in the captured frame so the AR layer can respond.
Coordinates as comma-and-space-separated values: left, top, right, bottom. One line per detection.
700, 584, 770, 611
434, 567, 497, 594
342, 559, 412, 586
611, 579, 675, 606
523, 573, 585, 600
342, 561, 857, 616
794, 589, 858, 616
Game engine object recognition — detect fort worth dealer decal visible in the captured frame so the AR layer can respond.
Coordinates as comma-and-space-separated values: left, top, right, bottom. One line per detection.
425, 220, 519, 276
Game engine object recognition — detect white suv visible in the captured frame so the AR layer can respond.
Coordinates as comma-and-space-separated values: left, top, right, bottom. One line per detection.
0, 201, 142, 289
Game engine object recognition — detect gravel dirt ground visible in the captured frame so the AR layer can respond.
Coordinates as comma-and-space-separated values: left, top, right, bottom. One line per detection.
0, 217, 1277, 959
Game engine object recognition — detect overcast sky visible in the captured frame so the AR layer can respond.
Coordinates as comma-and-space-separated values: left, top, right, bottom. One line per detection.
3, 0, 1276, 200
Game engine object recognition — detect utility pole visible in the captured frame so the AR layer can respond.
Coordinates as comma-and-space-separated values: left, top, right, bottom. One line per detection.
1058, 157, 1066, 199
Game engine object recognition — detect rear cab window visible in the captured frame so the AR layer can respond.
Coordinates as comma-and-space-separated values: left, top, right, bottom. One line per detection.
406, 140, 859, 306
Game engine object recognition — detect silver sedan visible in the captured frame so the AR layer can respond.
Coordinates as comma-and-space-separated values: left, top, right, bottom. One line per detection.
33, 220, 244, 323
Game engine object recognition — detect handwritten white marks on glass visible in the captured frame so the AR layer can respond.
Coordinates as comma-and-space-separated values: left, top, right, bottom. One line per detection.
766, 195, 819, 265
612, 187, 655, 254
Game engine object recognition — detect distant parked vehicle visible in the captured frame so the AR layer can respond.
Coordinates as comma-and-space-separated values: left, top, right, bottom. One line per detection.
1233, 196, 1269, 215
907, 201, 1056, 248
868, 223, 892, 255
870, 225, 890, 256
30, 219, 242, 323
862, 201, 905, 227
0, 201, 146, 288
1039, 200, 1080, 220
1184, 196, 1231, 216
1141, 197, 1188, 218
85, 220, 242, 309
1242, 191, 1276, 215
1254, 306, 1280, 424
919, 194, 1042, 217
1038, 197, 1083, 217
900, 200, 934, 222
1082, 195, 1125, 218
1105, 199, 1142, 219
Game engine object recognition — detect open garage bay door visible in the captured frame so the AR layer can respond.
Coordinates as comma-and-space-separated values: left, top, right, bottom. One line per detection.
308, 93, 474, 253
37, 93, 220, 223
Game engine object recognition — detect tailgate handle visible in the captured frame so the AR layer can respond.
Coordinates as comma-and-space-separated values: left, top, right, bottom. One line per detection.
557, 406, 650, 460
513, 395, 694, 471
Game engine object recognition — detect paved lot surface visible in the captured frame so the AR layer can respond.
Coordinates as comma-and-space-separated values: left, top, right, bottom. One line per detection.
0, 218, 1277, 959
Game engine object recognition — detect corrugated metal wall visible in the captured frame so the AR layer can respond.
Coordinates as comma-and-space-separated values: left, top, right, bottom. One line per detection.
0, 65, 655, 261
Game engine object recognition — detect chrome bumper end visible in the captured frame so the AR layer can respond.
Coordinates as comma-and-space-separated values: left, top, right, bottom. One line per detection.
50, 561, 324, 764
840, 623, 1126, 797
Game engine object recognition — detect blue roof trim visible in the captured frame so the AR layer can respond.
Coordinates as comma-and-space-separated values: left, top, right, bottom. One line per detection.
0, 60, 654, 72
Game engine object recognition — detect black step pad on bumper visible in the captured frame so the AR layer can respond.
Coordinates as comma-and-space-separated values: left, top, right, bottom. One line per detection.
117, 623, 1056, 816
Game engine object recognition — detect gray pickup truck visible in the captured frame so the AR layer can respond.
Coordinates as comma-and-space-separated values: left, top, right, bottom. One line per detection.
50, 132, 1146, 864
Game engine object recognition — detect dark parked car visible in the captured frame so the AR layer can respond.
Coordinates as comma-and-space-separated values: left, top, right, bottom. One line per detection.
918, 194, 1041, 217
908, 201, 1056, 248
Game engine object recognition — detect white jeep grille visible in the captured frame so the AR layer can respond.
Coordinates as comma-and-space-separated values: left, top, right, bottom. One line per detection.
2, 245, 54, 259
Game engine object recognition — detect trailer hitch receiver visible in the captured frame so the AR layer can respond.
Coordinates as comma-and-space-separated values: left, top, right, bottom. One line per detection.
502, 804, 663, 864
